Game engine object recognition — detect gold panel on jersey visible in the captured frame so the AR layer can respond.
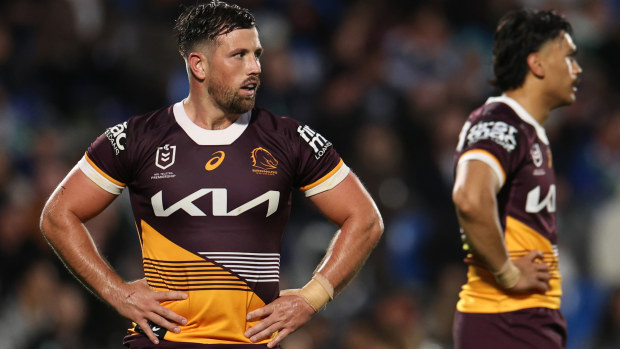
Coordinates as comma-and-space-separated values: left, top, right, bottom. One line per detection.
138, 220, 271, 344
456, 216, 561, 314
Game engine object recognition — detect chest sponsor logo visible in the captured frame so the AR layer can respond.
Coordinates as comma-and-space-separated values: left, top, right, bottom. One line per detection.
465, 120, 518, 152
526, 185, 556, 213
205, 151, 225, 171
105, 121, 128, 155
297, 125, 332, 159
151, 189, 280, 217
251, 147, 278, 176
155, 145, 176, 170
531, 143, 543, 167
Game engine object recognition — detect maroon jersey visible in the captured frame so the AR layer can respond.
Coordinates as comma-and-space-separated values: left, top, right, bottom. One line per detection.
453, 95, 561, 313
78, 102, 349, 346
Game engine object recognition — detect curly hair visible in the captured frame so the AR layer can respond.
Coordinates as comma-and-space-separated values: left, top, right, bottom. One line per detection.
491, 8, 573, 92
174, 1, 255, 58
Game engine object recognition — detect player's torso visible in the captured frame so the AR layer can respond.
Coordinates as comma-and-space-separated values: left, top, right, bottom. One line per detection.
455, 99, 561, 313
122, 106, 296, 345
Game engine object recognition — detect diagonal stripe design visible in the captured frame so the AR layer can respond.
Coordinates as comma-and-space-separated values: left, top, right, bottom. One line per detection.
198, 252, 280, 283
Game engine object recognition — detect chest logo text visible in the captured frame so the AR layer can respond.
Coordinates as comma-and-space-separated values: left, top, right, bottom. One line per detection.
152, 189, 280, 217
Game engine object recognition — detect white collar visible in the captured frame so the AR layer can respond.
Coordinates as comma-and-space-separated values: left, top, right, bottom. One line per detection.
485, 95, 549, 145
173, 101, 250, 145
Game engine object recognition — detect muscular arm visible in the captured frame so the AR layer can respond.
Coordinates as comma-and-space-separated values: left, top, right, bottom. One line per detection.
307, 172, 384, 294
40, 166, 188, 344
452, 159, 550, 293
245, 172, 383, 347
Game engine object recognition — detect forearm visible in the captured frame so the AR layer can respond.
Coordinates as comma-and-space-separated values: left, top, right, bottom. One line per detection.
456, 206, 510, 273
40, 193, 125, 306
314, 212, 383, 296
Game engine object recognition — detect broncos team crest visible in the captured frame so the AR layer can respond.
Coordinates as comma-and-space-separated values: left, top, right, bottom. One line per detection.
251, 147, 278, 175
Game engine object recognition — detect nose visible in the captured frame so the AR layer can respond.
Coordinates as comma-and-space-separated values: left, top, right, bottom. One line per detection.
573, 60, 583, 75
248, 55, 261, 75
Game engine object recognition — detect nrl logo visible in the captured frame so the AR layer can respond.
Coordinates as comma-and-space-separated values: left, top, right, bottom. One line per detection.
156, 144, 176, 170
530, 143, 543, 168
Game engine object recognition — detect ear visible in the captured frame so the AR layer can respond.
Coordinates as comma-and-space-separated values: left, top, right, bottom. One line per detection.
527, 52, 545, 79
188, 52, 208, 81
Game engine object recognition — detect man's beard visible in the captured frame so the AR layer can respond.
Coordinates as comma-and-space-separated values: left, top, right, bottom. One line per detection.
208, 78, 259, 114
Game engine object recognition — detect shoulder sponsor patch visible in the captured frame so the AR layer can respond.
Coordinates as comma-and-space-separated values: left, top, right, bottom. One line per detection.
466, 120, 518, 152
297, 125, 332, 160
105, 121, 128, 155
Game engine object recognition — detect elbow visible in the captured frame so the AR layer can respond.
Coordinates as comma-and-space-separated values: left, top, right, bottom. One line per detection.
452, 185, 487, 219
39, 198, 64, 243
39, 204, 55, 241
366, 208, 384, 247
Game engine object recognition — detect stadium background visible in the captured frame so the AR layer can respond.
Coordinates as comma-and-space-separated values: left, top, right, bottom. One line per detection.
0, 0, 619, 348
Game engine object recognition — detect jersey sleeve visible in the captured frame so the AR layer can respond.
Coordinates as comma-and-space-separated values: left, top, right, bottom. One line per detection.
455, 117, 524, 188
293, 123, 349, 197
77, 120, 133, 195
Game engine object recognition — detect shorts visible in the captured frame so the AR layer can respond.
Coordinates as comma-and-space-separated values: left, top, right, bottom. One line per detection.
453, 308, 567, 349
123, 334, 282, 349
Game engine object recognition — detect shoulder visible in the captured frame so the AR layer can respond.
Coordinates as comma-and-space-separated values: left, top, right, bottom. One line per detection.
252, 108, 300, 130
470, 101, 519, 125
250, 107, 307, 144
126, 105, 176, 134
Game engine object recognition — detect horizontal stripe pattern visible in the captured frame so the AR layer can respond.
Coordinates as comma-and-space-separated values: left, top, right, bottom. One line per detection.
198, 252, 280, 283
143, 258, 251, 292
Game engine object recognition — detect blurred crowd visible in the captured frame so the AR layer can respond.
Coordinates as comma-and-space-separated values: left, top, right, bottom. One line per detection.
1, 0, 619, 348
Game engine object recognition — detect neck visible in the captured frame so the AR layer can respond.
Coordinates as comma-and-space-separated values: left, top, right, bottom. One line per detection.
183, 93, 242, 130
504, 88, 551, 125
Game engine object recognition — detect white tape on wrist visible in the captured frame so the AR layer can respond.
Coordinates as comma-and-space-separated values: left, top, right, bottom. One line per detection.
492, 259, 521, 289
299, 274, 334, 312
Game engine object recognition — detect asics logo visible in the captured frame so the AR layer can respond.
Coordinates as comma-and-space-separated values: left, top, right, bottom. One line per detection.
205, 151, 225, 171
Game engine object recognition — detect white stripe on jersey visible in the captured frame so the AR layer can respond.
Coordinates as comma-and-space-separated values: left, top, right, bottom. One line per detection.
458, 151, 506, 188
199, 252, 280, 283
78, 157, 125, 195
304, 163, 350, 197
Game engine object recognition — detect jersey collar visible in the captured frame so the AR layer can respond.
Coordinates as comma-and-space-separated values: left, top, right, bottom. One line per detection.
173, 101, 251, 145
485, 95, 549, 145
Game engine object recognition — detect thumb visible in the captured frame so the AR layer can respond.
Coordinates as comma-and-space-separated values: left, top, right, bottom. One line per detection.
527, 249, 544, 261
279, 288, 301, 297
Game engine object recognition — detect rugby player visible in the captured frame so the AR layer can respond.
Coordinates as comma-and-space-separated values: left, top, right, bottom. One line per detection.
39, 1, 383, 348
451, 8, 582, 349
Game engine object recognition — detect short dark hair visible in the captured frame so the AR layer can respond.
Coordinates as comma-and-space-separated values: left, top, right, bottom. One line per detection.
174, 1, 255, 58
491, 8, 573, 92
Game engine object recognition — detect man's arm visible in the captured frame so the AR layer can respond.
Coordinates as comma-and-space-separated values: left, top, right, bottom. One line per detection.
452, 159, 550, 293
245, 172, 383, 347
40, 166, 188, 344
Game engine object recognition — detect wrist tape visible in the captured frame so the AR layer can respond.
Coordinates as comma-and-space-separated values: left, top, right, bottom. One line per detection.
299, 274, 334, 312
492, 260, 521, 289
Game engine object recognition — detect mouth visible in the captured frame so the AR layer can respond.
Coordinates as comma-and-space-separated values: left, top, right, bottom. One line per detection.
241, 78, 260, 94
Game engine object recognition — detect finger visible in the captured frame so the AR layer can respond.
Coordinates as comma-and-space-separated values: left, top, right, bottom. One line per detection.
267, 328, 291, 348
137, 320, 160, 345
247, 304, 272, 321
249, 322, 281, 343
149, 312, 182, 334
156, 291, 189, 302
245, 318, 270, 338
536, 281, 550, 293
157, 305, 187, 326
